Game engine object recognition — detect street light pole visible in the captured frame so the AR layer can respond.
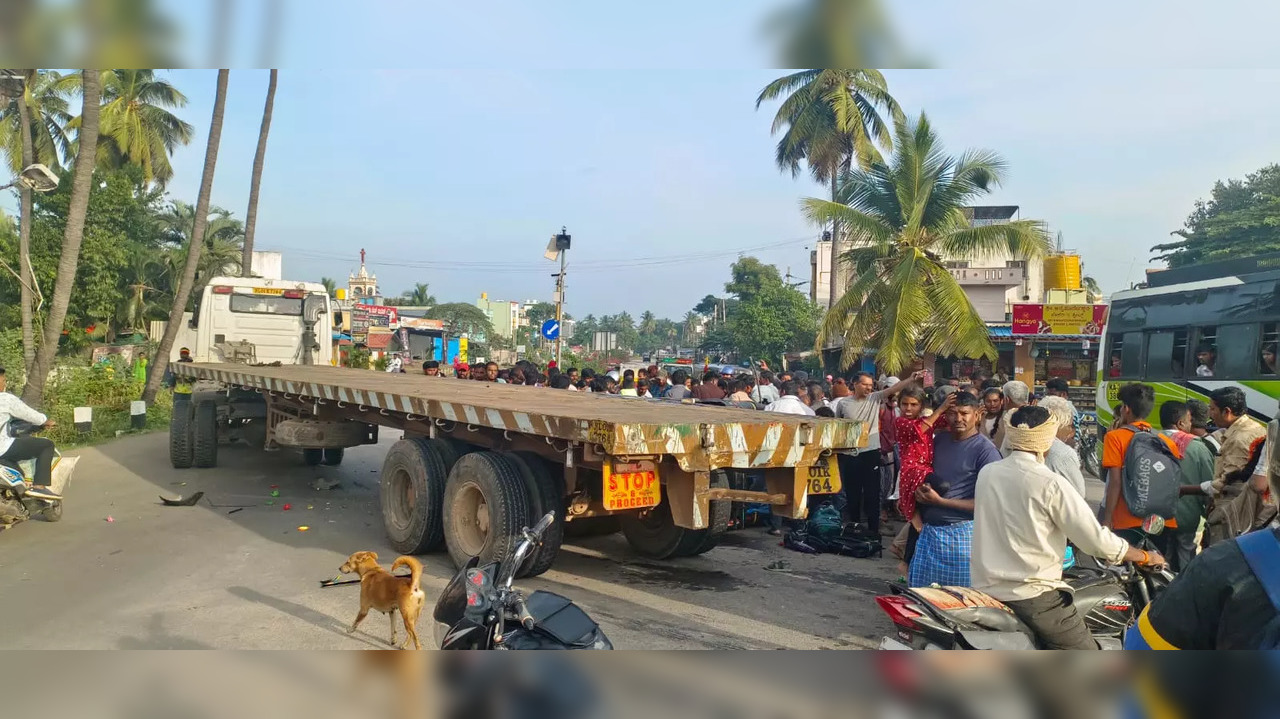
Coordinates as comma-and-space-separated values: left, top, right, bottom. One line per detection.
552, 227, 571, 367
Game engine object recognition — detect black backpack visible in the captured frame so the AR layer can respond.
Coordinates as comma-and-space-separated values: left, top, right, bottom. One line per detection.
1119, 425, 1182, 520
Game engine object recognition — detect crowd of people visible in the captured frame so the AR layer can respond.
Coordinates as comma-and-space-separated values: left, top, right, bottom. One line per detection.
401, 353, 1277, 649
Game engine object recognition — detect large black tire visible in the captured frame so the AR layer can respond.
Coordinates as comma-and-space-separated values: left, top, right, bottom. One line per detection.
193, 400, 219, 469
503, 451, 565, 578
620, 474, 728, 560
381, 438, 450, 554
169, 400, 193, 469
322, 448, 345, 466
302, 448, 324, 466
673, 471, 732, 558
443, 452, 532, 570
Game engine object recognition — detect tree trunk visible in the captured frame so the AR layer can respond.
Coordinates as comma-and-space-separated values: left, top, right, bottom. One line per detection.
827, 170, 840, 309
143, 69, 230, 404
16, 70, 35, 378
22, 70, 101, 407
241, 68, 277, 275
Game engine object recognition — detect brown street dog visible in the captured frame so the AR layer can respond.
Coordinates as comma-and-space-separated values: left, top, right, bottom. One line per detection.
339, 551, 426, 650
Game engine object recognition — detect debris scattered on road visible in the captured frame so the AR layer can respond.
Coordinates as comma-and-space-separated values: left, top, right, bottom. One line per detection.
320, 575, 360, 588
297, 525, 310, 532
265, 500, 274, 506
310, 478, 340, 491
159, 491, 205, 507
269, 490, 280, 498
105, 516, 114, 523
227, 508, 244, 515
763, 560, 791, 571
169, 482, 187, 487
306, 505, 314, 510
270, 485, 278, 489
282, 503, 292, 511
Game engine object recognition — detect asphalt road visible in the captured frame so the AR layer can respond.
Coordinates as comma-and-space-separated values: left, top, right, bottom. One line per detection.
0, 431, 914, 650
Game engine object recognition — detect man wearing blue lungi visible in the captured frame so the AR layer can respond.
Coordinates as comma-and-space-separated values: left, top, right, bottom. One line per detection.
909, 392, 1002, 587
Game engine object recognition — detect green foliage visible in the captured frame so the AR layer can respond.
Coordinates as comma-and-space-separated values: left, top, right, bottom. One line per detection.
342, 345, 371, 369
38, 356, 173, 447
427, 302, 495, 341
0, 329, 25, 390
1151, 164, 1280, 268
387, 282, 436, 307
372, 355, 390, 371
804, 114, 1051, 372
0, 70, 77, 174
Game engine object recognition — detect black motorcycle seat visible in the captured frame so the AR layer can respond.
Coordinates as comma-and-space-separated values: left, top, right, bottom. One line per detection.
948, 607, 1028, 634
525, 590, 600, 647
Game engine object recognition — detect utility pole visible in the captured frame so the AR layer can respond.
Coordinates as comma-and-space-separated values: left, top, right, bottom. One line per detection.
549, 227, 571, 367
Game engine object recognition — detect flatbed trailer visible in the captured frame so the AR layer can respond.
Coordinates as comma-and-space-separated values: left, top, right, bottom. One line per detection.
171, 363, 865, 576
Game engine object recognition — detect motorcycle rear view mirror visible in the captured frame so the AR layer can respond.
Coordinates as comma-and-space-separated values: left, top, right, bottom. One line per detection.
1141, 515, 1165, 536
434, 556, 481, 625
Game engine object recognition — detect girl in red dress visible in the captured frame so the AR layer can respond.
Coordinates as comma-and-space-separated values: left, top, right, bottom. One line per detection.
890, 388, 954, 578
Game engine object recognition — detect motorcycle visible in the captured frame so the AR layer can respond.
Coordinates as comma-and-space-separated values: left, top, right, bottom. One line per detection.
433, 510, 613, 650
876, 543, 1174, 650
1078, 412, 1101, 478
0, 420, 74, 529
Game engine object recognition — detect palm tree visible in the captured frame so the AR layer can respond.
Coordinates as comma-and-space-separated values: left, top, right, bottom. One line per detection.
23, 69, 101, 406
68, 69, 195, 186
1083, 275, 1103, 303
403, 282, 436, 307
638, 311, 657, 336
319, 277, 337, 297
144, 70, 229, 404
241, 69, 277, 273
156, 202, 244, 297
804, 113, 1052, 373
682, 310, 702, 343
757, 69, 903, 308
0, 69, 76, 174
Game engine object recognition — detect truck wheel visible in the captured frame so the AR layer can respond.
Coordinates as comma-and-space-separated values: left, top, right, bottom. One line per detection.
414, 437, 460, 472
302, 448, 324, 466
381, 439, 450, 554
322, 448, 345, 466
443, 452, 532, 570
169, 400, 194, 469
503, 452, 565, 578
671, 471, 731, 557
193, 400, 219, 469
621, 473, 729, 560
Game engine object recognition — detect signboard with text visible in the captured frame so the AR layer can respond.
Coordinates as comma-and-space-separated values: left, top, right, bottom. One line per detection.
350, 305, 398, 339
1011, 304, 1108, 335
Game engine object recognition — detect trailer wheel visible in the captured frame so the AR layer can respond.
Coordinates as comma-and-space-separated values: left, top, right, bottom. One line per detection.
503, 451, 565, 578
381, 439, 450, 554
443, 452, 532, 570
621, 473, 730, 560
169, 400, 194, 469
672, 471, 731, 558
193, 400, 219, 469
302, 448, 324, 466
322, 448, 345, 466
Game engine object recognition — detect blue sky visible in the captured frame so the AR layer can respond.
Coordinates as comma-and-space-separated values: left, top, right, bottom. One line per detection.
147, 67, 1280, 319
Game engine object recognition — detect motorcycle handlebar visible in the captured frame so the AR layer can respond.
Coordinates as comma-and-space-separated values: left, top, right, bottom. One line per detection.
531, 511, 555, 538
514, 595, 535, 630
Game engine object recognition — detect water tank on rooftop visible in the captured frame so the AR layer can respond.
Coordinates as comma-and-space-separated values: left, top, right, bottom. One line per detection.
1044, 254, 1082, 290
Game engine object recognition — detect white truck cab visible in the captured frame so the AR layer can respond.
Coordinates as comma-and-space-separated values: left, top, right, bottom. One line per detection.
188, 276, 332, 366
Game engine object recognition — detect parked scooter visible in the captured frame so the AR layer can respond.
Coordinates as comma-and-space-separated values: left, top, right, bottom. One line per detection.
434, 511, 613, 650
0, 420, 73, 529
876, 543, 1174, 650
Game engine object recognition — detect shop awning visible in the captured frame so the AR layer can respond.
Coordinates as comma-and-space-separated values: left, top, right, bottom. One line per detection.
363, 333, 393, 350
989, 326, 1099, 341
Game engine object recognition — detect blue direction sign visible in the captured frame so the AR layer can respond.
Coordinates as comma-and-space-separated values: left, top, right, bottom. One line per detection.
540, 319, 561, 341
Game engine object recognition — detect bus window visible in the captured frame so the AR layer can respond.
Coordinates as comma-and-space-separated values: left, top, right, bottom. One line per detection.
1121, 331, 1143, 378
1193, 327, 1218, 377
1105, 336, 1123, 378
1144, 331, 1177, 379
1262, 322, 1278, 376
1216, 323, 1260, 378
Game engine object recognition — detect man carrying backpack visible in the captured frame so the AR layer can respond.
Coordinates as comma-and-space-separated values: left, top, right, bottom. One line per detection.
1101, 383, 1183, 556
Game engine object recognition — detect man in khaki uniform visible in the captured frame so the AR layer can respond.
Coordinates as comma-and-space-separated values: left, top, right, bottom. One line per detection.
1204, 387, 1267, 545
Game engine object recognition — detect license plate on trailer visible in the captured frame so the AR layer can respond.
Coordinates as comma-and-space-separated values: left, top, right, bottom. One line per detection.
602, 460, 661, 511
251, 287, 284, 295
796, 457, 842, 495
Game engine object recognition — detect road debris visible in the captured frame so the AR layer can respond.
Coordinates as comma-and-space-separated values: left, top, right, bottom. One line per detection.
159, 491, 205, 507
282, 503, 292, 511
105, 516, 114, 523
310, 478, 340, 491
227, 508, 244, 515
297, 525, 310, 532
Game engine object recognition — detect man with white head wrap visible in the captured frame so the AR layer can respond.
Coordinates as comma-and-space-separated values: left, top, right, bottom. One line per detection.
972, 405, 1164, 649
993, 380, 1031, 455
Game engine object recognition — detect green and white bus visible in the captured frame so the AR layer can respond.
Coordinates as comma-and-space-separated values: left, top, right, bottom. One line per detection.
1096, 253, 1280, 428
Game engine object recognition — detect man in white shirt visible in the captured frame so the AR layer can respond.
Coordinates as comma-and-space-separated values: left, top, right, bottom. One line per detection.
971, 405, 1163, 649
0, 367, 61, 500
764, 381, 814, 416
833, 370, 923, 536
750, 372, 780, 406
